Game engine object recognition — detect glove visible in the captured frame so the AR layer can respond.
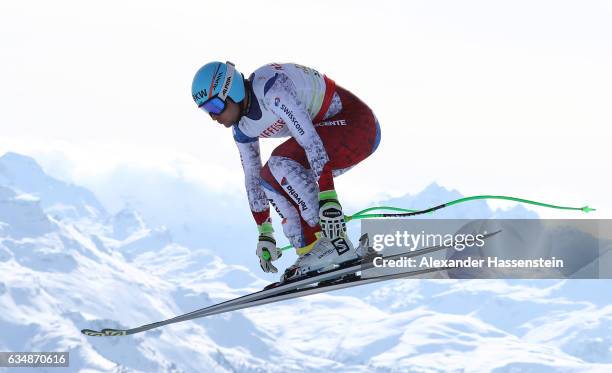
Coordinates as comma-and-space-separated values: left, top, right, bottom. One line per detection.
318, 189, 346, 239
255, 222, 282, 273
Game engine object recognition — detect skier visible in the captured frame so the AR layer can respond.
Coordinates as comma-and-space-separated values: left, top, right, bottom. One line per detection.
192, 61, 380, 282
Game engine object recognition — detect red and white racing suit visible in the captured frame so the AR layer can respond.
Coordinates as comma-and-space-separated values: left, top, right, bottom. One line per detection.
233, 63, 381, 249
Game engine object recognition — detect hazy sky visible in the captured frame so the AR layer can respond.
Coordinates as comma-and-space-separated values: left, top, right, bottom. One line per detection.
1, 0, 610, 217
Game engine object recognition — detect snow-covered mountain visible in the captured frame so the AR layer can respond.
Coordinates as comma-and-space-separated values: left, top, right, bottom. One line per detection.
0, 152, 106, 222
380, 182, 539, 219
0, 152, 610, 373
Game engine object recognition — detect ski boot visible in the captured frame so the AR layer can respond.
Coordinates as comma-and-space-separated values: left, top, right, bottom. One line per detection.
280, 233, 371, 283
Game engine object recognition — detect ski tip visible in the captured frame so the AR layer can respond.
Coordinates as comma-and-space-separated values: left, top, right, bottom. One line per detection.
582, 206, 596, 213
81, 328, 128, 337
101, 328, 128, 336
81, 329, 105, 337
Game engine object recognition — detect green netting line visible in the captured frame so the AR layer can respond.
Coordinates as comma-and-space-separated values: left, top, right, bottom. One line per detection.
274, 195, 594, 253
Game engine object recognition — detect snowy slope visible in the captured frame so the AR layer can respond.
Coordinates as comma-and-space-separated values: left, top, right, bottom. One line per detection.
0, 152, 610, 373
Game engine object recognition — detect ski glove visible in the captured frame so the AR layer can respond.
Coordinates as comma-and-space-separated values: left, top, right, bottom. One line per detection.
318, 190, 346, 239
255, 222, 282, 273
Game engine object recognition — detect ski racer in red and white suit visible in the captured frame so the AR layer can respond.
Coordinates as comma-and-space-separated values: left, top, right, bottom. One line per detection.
194, 62, 380, 282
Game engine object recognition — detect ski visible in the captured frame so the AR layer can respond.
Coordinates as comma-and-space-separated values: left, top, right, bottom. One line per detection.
82, 266, 450, 337
82, 230, 500, 337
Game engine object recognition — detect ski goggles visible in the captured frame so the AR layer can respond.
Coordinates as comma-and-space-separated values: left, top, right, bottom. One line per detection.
198, 61, 236, 116
199, 96, 227, 115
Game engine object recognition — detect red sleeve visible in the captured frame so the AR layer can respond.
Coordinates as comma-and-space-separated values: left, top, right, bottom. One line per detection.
318, 163, 335, 191
252, 210, 271, 226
